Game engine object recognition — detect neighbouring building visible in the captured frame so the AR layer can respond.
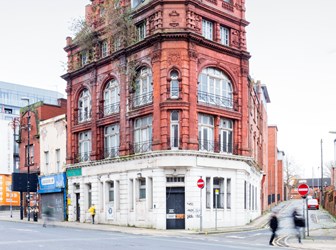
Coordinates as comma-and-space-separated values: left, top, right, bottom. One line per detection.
0, 81, 64, 175
267, 126, 285, 207
0, 81, 64, 210
0, 174, 20, 210
18, 99, 67, 217
248, 78, 271, 212
38, 114, 67, 221
62, 0, 272, 229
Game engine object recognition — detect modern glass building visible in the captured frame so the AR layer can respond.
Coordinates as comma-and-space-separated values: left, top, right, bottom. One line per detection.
0, 81, 64, 174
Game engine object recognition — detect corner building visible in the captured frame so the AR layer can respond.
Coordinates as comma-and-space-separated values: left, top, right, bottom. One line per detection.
63, 0, 263, 229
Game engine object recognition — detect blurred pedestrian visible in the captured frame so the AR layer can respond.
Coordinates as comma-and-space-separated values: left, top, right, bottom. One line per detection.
269, 212, 279, 246
292, 209, 304, 243
43, 205, 53, 227
88, 204, 96, 224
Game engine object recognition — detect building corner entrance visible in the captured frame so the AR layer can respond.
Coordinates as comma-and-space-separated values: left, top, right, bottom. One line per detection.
166, 187, 185, 229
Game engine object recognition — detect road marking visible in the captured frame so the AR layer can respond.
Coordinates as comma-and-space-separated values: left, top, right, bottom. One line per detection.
226, 235, 246, 239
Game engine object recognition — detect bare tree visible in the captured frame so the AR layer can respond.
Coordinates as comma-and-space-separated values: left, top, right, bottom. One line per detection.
283, 156, 298, 200
323, 161, 333, 178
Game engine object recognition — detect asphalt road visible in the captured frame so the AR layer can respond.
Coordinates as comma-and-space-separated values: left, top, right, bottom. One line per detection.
1, 199, 333, 250
0, 220, 292, 250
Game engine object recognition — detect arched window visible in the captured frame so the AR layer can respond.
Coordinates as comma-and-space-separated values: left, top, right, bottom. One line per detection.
78, 89, 91, 123
133, 67, 153, 107
198, 67, 233, 109
170, 70, 179, 99
104, 79, 119, 115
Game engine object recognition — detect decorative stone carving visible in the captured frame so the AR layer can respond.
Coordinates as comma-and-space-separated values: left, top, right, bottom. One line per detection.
67, 55, 74, 72
241, 66, 249, 76
167, 51, 181, 66
240, 31, 247, 50
231, 29, 240, 49
186, 11, 201, 32
97, 73, 107, 85
151, 51, 161, 63
222, 1, 234, 12
65, 81, 72, 94
205, 0, 217, 5
169, 10, 180, 27
91, 44, 99, 61
149, 10, 163, 34
188, 50, 198, 60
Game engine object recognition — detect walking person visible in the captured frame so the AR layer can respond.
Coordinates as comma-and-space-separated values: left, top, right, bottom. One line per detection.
292, 209, 304, 243
269, 212, 279, 246
43, 205, 53, 227
88, 204, 96, 224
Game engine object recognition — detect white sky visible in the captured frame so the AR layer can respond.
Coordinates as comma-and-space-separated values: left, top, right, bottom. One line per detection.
246, 0, 336, 178
1, 0, 335, 178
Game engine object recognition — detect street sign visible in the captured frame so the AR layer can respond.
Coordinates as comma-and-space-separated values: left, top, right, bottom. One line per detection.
197, 178, 205, 189
298, 183, 309, 196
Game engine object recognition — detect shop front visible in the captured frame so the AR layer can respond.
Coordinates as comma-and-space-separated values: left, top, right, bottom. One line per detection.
38, 173, 67, 221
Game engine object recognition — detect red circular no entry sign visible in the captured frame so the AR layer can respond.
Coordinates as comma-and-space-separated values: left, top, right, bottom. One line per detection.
197, 178, 205, 189
298, 183, 309, 196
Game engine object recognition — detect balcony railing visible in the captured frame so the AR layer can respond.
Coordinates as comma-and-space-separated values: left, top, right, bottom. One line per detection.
169, 136, 179, 148
198, 91, 233, 109
74, 110, 92, 125
130, 92, 153, 109
75, 151, 91, 163
99, 103, 120, 118
198, 139, 234, 154
103, 146, 119, 159
198, 139, 215, 152
219, 142, 233, 154
132, 140, 152, 154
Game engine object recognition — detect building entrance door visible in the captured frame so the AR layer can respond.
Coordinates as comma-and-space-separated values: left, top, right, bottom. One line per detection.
166, 187, 185, 229
75, 193, 80, 221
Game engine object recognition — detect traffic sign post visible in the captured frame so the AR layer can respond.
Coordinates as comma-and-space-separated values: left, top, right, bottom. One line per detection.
197, 178, 205, 189
197, 178, 204, 232
298, 183, 310, 238
298, 183, 309, 197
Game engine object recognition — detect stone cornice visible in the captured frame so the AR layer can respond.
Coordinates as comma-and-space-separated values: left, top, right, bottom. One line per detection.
133, 0, 248, 27
62, 34, 250, 83
66, 150, 262, 173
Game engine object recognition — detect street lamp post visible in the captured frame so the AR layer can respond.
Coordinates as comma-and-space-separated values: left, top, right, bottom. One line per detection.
21, 97, 31, 221
8, 117, 20, 218
320, 139, 324, 208
329, 131, 336, 188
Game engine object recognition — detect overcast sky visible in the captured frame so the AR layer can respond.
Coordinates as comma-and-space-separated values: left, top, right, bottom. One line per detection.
1, 0, 335, 178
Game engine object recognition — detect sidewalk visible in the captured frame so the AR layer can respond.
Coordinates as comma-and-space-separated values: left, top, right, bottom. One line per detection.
1, 206, 335, 250
286, 227, 336, 250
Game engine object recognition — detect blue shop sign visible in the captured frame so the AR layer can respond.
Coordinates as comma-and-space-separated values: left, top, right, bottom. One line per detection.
38, 173, 66, 194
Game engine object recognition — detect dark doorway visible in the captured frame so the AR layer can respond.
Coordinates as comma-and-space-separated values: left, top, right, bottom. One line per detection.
75, 193, 80, 221
166, 187, 185, 229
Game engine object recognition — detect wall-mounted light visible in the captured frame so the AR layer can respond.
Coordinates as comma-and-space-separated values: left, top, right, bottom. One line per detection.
137, 173, 142, 178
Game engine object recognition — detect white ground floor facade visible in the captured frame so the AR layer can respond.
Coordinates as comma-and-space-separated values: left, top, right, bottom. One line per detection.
66, 151, 262, 230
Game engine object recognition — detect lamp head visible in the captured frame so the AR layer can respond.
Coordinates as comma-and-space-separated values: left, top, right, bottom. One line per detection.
21, 97, 30, 104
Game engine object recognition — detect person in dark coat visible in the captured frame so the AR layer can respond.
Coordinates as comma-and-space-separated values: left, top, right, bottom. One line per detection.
269, 212, 279, 245
292, 209, 304, 243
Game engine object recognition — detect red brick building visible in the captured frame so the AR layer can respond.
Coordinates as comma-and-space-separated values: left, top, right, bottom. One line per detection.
18, 99, 66, 215
249, 79, 270, 211
62, 0, 270, 229
267, 126, 284, 207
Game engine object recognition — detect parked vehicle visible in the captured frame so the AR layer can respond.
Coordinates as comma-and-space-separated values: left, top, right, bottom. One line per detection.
307, 198, 319, 210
